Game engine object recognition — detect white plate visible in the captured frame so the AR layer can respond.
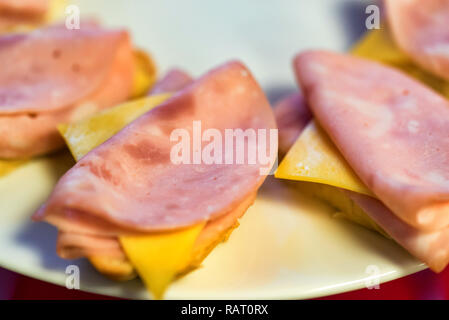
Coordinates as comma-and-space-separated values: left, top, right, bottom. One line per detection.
0, 0, 426, 300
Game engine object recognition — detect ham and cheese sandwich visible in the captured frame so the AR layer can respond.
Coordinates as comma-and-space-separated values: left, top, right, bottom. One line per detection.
0, 23, 137, 159
276, 50, 449, 272
384, 0, 449, 81
34, 61, 277, 299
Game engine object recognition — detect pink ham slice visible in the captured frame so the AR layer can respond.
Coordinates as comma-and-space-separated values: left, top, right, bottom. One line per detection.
294, 50, 449, 232
149, 69, 193, 95
0, 23, 134, 158
273, 92, 311, 155
348, 191, 449, 272
385, 0, 449, 81
34, 61, 277, 236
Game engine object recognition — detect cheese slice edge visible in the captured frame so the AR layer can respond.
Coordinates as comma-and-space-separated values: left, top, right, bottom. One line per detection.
275, 121, 373, 196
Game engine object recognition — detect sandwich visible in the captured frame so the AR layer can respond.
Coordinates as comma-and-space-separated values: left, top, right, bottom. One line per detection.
276, 49, 449, 272
33, 61, 278, 299
275, 0, 449, 250
0, 22, 156, 173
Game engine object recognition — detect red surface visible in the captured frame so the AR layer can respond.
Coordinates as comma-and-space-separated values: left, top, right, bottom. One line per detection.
1, 266, 448, 300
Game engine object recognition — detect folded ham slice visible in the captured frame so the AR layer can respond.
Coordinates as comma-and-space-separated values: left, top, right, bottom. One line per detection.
34, 61, 277, 257
294, 50, 449, 232
0, 23, 134, 158
385, 0, 449, 81
347, 191, 449, 272
273, 92, 311, 155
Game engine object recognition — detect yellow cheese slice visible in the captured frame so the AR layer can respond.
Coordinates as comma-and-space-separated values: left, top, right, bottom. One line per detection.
59, 92, 210, 299
120, 224, 204, 300
275, 121, 372, 196
58, 94, 171, 161
351, 26, 406, 64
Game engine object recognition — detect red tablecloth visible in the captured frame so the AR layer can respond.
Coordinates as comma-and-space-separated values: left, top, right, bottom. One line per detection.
1, 266, 448, 300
